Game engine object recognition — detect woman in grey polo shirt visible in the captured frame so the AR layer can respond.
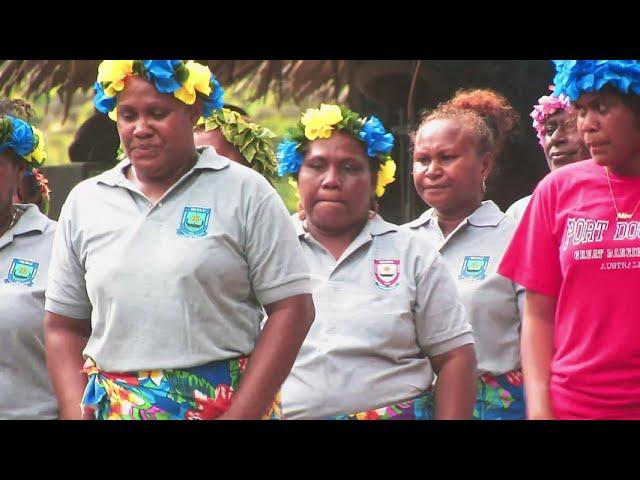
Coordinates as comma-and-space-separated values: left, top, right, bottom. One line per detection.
0, 111, 57, 419
276, 103, 477, 420
44, 61, 314, 420
405, 89, 525, 419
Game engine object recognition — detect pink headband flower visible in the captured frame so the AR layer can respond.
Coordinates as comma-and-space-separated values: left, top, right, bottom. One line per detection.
530, 93, 573, 145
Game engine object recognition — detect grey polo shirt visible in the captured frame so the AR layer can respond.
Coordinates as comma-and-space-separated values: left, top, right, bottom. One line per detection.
1, 204, 57, 419
505, 195, 532, 223
281, 214, 473, 419
45, 147, 311, 372
403, 201, 524, 376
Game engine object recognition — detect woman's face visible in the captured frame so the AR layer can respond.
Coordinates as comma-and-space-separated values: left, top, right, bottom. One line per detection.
0, 152, 21, 211
194, 128, 248, 166
412, 119, 492, 215
576, 90, 640, 173
298, 132, 374, 235
116, 75, 200, 180
540, 109, 590, 170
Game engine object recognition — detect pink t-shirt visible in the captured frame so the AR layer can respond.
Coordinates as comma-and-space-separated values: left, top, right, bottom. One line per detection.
499, 159, 640, 420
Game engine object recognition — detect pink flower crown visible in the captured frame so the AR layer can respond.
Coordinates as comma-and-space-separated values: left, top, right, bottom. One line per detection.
530, 93, 573, 145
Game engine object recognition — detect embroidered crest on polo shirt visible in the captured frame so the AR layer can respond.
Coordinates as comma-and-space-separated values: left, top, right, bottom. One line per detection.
459, 255, 489, 280
4, 258, 39, 287
374, 259, 400, 290
177, 206, 211, 238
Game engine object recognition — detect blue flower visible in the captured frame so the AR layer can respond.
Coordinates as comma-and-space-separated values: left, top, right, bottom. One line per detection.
277, 139, 303, 176
93, 81, 117, 114
143, 60, 182, 94
93, 60, 226, 119
202, 76, 225, 117
358, 115, 394, 158
6, 116, 35, 157
553, 60, 640, 100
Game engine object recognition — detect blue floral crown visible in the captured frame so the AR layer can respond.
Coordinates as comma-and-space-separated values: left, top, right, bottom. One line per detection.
0, 114, 47, 166
94, 60, 225, 120
276, 104, 396, 197
553, 60, 640, 101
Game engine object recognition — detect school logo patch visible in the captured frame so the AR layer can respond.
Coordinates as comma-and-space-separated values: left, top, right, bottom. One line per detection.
177, 206, 211, 238
374, 259, 400, 290
459, 255, 490, 280
4, 258, 39, 287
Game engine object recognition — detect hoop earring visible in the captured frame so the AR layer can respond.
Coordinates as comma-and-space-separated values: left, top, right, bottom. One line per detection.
369, 197, 379, 219
297, 201, 306, 221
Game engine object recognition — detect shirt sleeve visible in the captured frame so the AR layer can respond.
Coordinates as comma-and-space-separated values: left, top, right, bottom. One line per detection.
414, 245, 475, 357
504, 202, 518, 220
498, 178, 562, 297
245, 190, 311, 306
515, 281, 525, 324
44, 189, 92, 319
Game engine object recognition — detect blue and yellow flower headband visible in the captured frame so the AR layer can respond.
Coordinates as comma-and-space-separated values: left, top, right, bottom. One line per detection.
277, 104, 396, 197
0, 114, 47, 166
94, 60, 225, 121
552, 60, 640, 101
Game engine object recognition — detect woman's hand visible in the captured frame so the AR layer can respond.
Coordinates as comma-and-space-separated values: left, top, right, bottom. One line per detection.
430, 343, 477, 419
521, 290, 557, 421
45, 312, 91, 420
220, 294, 314, 420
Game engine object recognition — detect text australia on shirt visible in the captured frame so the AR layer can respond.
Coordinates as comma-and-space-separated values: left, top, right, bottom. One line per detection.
564, 217, 640, 270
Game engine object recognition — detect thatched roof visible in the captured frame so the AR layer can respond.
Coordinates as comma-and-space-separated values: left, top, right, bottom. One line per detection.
0, 60, 354, 118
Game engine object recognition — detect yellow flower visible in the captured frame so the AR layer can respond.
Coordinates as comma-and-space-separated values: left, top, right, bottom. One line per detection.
29, 127, 47, 165
174, 60, 212, 105
139, 370, 164, 386
376, 159, 396, 197
108, 109, 118, 122
301, 104, 343, 140
97, 60, 134, 97
288, 176, 300, 202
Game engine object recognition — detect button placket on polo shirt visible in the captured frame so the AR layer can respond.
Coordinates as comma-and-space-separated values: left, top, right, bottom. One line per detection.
117, 162, 202, 220
303, 234, 336, 280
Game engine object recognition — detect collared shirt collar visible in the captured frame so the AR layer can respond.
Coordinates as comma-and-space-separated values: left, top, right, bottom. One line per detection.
406, 200, 504, 229
96, 146, 230, 187
293, 212, 397, 239
0, 204, 49, 248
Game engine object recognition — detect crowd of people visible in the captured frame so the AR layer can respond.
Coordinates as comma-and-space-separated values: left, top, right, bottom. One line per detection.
1, 59, 639, 420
